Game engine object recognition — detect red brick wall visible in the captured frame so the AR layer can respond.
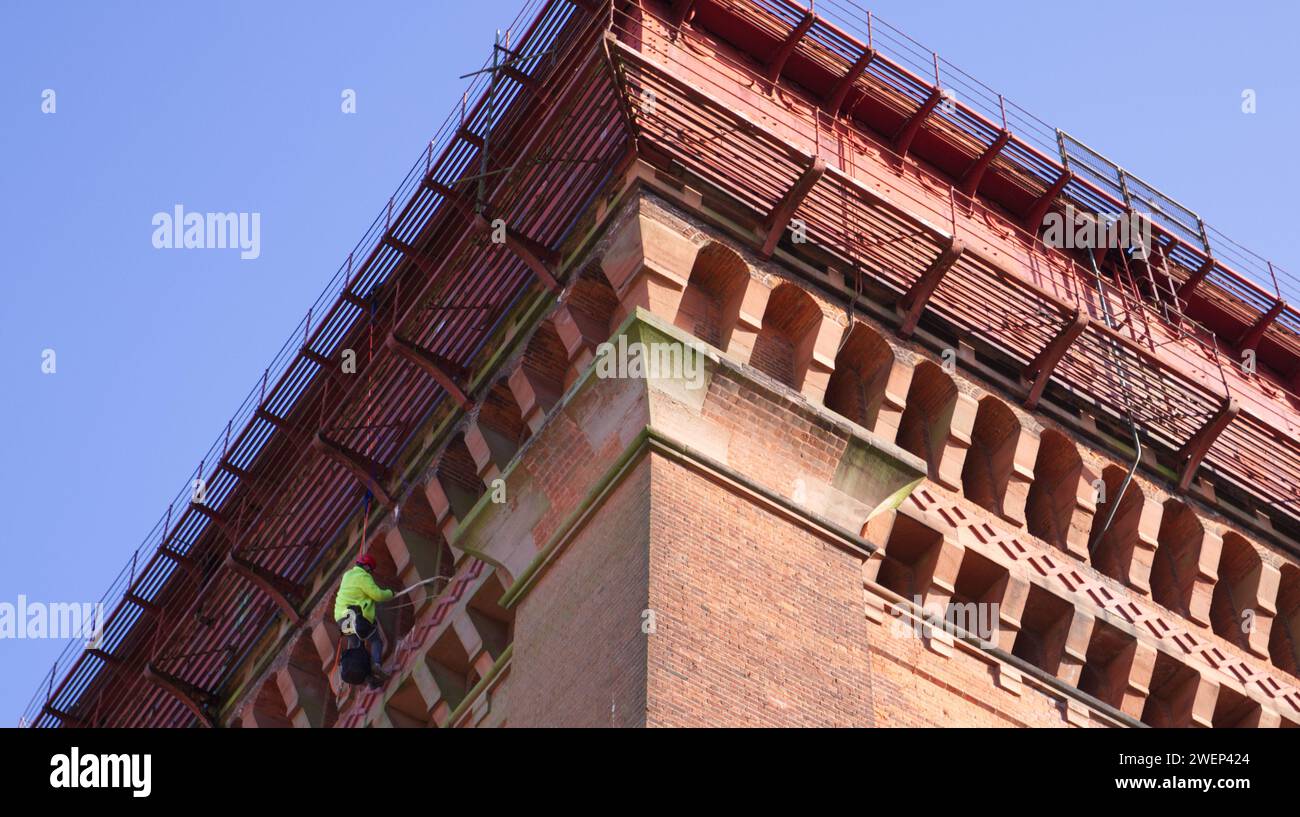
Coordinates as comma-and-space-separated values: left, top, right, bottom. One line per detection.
646, 453, 877, 726
866, 624, 1075, 728
644, 453, 1079, 727
507, 459, 651, 727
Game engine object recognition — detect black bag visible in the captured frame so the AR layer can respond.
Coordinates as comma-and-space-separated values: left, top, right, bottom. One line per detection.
339, 640, 371, 686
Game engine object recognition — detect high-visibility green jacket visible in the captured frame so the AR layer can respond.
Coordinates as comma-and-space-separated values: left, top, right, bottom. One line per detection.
334, 566, 394, 623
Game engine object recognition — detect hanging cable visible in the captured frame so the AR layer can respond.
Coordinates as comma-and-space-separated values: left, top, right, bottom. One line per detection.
1085, 248, 1143, 550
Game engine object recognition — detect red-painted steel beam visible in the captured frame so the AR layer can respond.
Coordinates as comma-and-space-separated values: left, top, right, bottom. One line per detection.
225, 552, 303, 626
765, 11, 815, 84
824, 47, 875, 116
897, 238, 965, 338
299, 348, 334, 370
893, 88, 942, 159
611, 36, 1286, 509
143, 663, 216, 728
42, 705, 85, 728
1023, 170, 1072, 236
761, 156, 826, 257
425, 179, 562, 292
189, 502, 239, 545
670, 0, 697, 28
1176, 397, 1240, 491
1176, 258, 1217, 302
384, 236, 444, 281
218, 459, 255, 482
50, 588, 151, 721
88, 648, 119, 665
125, 593, 162, 617
610, 37, 946, 246
297, 348, 351, 390
313, 432, 394, 506
959, 130, 1011, 197
1023, 308, 1089, 410
503, 66, 541, 94
456, 126, 485, 150
254, 408, 314, 448
471, 213, 562, 292
1238, 298, 1286, 352
386, 333, 474, 410
159, 546, 203, 580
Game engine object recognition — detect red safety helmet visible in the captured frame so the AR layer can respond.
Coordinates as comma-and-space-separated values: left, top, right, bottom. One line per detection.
355, 553, 377, 571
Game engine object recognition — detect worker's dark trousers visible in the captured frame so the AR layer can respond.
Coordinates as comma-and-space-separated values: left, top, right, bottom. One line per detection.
343, 605, 383, 668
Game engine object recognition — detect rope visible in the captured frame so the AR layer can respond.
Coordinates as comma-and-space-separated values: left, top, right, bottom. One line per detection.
383, 576, 455, 609
360, 492, 372, 556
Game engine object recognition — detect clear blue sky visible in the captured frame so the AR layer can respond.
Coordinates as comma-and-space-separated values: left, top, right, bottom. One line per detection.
1, 0, 1295, 723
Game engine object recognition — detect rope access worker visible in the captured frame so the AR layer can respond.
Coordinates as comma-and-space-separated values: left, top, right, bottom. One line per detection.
334, 553, 395, 690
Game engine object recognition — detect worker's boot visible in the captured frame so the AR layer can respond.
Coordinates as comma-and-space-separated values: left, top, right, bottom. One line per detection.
367, 668, 389, 690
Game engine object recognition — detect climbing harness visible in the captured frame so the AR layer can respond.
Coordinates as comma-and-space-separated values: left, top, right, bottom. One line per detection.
339, 608, 359, 636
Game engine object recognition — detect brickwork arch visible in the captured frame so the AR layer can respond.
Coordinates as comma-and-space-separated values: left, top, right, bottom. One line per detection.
1025, 429, 1085, 557
567, 267, 620, 347
470, 382, 530, 476
433, 433, 486, 520
1271, 564, 1300, 678
1212, 532, 1263, 651
280, 631, 337, 728
1089, 465, 1155, 592
824, 321, 896, 433
750, 282, 822, 390
239, 677, 291, 728
1152, 499, 1217, 624
674, 241, 749, 351
960, 396, 1021, 519
514, 320, 568, 420
896, 360, 956, 476
387, 481, 458, 607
